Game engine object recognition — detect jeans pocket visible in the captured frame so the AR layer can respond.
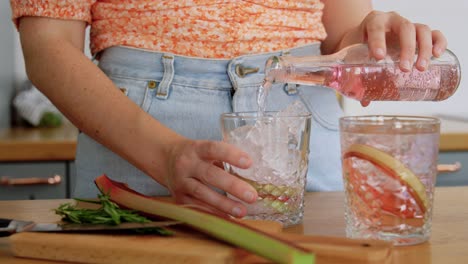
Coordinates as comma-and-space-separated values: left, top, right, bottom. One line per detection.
108, 75, 153, 112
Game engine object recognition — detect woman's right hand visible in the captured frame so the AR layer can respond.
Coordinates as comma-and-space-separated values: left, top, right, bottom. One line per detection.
165, 139, 258, 218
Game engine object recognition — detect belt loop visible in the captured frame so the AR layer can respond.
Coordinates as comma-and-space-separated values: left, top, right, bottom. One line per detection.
157, 54, 175, 100
280, 49, 298, 95
227, 59, 239, 90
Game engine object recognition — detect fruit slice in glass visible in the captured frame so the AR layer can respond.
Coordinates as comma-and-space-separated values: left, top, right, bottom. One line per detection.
343, 144, 428, 219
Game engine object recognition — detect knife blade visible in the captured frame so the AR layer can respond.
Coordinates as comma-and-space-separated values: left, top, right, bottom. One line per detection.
0, 218, 181, 237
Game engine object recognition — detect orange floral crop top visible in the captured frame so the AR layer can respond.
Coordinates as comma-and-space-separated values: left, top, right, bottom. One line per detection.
11, 0, 327, 59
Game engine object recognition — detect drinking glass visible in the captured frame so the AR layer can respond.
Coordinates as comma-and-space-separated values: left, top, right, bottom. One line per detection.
220, 111, 312, 227
340, 115, 440, 245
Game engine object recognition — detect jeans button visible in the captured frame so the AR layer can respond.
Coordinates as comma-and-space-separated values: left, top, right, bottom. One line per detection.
148, 80, 158, 89
235, 64, 259, 78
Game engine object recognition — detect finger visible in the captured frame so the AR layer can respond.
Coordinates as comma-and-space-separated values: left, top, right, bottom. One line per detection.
432, 30, 447, 57
363, 11, 388, 60
182, 180, 248, 218
414, 24, 433, 71
392, 16, 416, 71
196, 141, 252, 169
196, 162, 258, 204
176, 195, 230, 218
213, 160, 225, 169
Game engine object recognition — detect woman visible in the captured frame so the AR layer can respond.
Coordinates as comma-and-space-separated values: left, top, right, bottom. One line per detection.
10, 0, 446, 218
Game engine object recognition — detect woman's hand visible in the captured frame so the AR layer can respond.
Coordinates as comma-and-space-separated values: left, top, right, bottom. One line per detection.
165, 139, 258, 218
322, 1, 448, 107
359, 11, 447, 72
322, 1, 448, 72
356, 11, 448, 107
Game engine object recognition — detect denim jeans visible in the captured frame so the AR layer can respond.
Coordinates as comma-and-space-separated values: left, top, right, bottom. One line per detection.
74, 44, 343, 198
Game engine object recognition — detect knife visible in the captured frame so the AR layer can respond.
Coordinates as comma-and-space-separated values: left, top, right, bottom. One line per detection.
0, 218, 181, 237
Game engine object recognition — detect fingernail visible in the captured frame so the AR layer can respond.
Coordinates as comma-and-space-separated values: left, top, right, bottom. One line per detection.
419, 59, 427, 70
232, 207, 242, 217
375, 48, 385, 58
401, 60, 411, 71
243, 191, 255, 202
239, 157, 250, 167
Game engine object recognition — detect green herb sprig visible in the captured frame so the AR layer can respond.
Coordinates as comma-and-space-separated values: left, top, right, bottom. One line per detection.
55, 193, 172, 236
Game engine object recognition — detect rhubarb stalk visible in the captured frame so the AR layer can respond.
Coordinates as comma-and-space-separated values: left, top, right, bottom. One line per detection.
95, 174, 314, 264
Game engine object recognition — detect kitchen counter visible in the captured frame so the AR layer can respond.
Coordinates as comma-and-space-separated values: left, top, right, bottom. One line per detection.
0, 186, 467, 263
0, 123, 78, 162
0, 118, 467, 162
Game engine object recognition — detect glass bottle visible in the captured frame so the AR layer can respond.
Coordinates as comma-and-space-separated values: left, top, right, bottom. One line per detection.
264, 44, 461, 102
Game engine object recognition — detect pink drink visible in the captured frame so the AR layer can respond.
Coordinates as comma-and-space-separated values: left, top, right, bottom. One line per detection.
340, 116, 440, 245
291, 64, 460, 102
263, 43, 461, 103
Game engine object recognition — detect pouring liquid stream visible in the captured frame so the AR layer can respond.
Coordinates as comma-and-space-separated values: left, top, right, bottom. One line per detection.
257, 78, 274, 115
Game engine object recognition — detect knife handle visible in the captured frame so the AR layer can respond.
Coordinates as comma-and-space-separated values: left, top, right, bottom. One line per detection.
0, 218, 14, 237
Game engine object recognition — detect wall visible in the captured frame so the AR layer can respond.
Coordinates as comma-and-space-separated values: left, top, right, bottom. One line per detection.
344, 0, 468, 118
0, 2, 15, 128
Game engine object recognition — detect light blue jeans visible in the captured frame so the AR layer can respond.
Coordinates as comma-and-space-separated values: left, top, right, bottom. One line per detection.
74, 44, 343, 198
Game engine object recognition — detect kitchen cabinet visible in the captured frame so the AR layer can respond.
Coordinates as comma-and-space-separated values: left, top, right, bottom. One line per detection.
0, 162, 69, 200
436, 119, 468, 187
437, 151, 468, 187
0, 123, 78, 200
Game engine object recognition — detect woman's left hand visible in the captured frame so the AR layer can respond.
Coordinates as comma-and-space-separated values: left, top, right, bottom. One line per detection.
358, 10, 447, 72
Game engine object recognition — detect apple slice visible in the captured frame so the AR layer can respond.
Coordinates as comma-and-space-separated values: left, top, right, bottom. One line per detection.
95, 175, 314, 264
343, 144, 428, 215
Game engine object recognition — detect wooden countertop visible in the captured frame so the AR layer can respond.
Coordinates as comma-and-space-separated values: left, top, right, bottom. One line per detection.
0, 117, 466, 162
0, 186, 467, 263
287, 187, 468, 264
0, 123, 78, 162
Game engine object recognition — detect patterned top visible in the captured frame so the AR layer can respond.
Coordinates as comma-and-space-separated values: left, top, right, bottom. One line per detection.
11, 0, 327, 59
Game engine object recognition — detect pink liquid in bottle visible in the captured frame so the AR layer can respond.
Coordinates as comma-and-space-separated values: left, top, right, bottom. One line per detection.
263, 44, 461, 104
292, 64, 461, 102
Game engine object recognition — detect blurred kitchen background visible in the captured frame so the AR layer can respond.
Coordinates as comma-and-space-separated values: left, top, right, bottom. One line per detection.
1, 0, 467, 200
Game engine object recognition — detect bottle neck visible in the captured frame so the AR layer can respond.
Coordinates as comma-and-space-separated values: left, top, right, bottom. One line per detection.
265, 55, 337, 88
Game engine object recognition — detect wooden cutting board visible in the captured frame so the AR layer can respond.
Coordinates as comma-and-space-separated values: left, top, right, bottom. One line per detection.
8, 220, 392, 264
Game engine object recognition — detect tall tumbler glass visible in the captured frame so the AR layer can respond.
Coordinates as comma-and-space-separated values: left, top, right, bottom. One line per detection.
340, 115, 440, 245
221, 111, 312, 227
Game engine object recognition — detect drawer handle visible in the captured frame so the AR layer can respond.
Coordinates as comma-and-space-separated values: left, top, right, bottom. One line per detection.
0, 175, 62, 186
437, 162, 461, 173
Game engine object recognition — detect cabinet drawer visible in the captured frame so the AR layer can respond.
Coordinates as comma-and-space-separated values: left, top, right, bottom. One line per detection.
437, 152, 468, 186
0, 162, 67, 200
